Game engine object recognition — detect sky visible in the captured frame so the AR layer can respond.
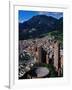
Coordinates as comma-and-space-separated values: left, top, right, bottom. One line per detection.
19, 10, 63, 23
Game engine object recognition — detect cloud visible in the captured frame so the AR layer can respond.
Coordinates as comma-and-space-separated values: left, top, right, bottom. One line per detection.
47, 12, 63, 19
37, 11, 63, 19
38, 11, 48, 15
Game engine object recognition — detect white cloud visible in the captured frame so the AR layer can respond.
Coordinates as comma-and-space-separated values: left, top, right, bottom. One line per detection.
38, 11, 63, 19
38, 11, 47, 15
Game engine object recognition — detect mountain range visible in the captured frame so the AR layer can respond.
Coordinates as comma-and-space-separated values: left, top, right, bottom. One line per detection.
19, 15, 63, 40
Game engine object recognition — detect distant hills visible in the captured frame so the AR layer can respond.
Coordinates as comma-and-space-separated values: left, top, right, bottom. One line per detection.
19, 15, 63, 40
